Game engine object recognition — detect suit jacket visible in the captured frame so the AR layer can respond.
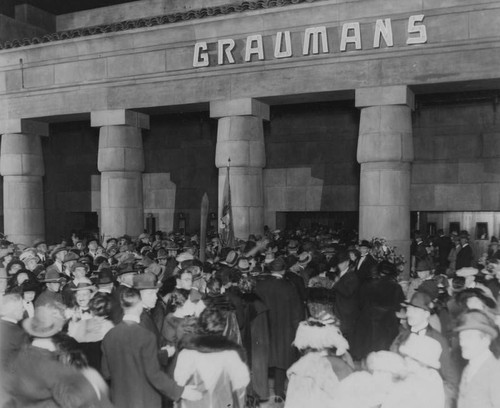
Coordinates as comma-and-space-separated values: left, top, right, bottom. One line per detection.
102, 319, 183, 408
455, 245, 474, 270
458, 354, 500, 408
356, 254, 377, 284
0, 319, 28, 367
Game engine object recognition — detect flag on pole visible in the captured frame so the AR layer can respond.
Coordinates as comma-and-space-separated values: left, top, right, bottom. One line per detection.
220, 159, 235, 248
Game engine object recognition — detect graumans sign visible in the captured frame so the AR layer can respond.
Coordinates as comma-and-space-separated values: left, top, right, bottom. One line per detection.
193, 15, 427, 67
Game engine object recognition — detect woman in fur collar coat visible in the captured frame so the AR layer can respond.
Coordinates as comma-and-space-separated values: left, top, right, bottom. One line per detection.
172, 306, 250, 408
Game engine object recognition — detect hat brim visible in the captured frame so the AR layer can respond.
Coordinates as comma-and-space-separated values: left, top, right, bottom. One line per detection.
453, 323, 498, 339
71, 285, 96, 292
22, 317, 64, 338
134, 284, 161, 290
400, 300, 431, 312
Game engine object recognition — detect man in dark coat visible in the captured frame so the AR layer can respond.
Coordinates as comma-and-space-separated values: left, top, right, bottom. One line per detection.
109, 263, 138, 324
101, 287, 200, 408
391, 291, 460, 408
0, 293, 28, 367
332, 251, 360, 347
456, 231, 474, 270
356, 239, 377, 285
255, 257, 304, 400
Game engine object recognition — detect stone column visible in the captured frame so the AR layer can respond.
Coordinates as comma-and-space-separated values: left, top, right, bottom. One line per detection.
91, 110, 149, 240
210, 99, 269, 240
355, 86, 414, 278
0, 119, 49, 245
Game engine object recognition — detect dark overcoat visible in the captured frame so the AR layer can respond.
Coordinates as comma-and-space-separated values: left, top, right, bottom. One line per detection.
101, 319, 183, 408
255, 275, 304, 370
332, 268, 360, 342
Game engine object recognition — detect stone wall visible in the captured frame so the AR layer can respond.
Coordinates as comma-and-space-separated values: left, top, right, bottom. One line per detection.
263, 102, 360, 230
42, 122, 99, 243
411, 100, 500, 212
143, 112, 218, 234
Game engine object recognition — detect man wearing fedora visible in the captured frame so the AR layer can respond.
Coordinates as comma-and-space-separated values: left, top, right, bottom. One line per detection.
101, 287, 200, 408
35, 269, 65, 308
391, 291, 460, 408
356, 239, 377, 285
455, 310, 500, 408
133, 272, 165, 349
46, 246, 68, 275
110, 263, 139, 324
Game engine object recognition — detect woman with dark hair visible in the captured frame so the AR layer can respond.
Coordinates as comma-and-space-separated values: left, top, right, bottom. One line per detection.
162, 288, 198, 353
173, 307, 250, 408
69, 292, 114, 372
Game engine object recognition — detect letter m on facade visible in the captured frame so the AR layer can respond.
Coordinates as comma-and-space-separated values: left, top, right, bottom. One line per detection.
303, 27, 329, 55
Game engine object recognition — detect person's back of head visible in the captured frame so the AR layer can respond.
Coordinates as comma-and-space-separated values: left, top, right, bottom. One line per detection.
120, 287, 142, 316
198, 306, 226, 336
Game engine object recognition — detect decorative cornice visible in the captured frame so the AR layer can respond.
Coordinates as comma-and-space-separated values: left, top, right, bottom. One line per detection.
0, 0, 317, 50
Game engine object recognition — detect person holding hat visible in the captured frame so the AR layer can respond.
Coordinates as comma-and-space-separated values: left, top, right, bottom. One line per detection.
455, 310, 500, 408
456, 231, 474, 271
255, 257, 305, 402
33, 239, 48, 266
391, 291, 460, 408
102, 287, 201, 408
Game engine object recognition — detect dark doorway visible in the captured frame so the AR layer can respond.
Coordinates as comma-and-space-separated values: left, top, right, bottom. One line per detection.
278, 211, 358, 232
66, 212, 99, 240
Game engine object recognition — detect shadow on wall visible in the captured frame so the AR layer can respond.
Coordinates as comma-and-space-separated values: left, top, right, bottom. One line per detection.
263, 101, 361, 229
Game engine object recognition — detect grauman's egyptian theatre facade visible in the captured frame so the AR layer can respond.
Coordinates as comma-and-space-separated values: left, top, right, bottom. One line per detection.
1, 0, 500, 265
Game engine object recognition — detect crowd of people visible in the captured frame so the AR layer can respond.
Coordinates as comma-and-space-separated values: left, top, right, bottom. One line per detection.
1, 225, 500, 408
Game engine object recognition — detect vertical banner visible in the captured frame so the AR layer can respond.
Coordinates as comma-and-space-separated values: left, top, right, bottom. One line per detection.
220, 159, 235, 248
199, 193, 209, 262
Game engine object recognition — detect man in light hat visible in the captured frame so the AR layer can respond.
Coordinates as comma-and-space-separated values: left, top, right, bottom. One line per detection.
392, 291, 460, 408
455, 310, 500, 408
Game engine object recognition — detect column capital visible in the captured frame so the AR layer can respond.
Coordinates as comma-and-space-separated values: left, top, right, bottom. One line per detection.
0, 119, 49, 136
355, 86, 415, 110
90, 110, 150, 129
210, 98, 270, 121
